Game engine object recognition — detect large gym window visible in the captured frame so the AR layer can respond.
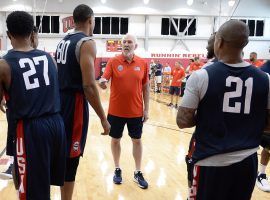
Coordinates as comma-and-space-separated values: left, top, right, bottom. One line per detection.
161, 17, 197, 36
237, 19, 264, 37
94, 17, 129, 35
35, 15, 60, 33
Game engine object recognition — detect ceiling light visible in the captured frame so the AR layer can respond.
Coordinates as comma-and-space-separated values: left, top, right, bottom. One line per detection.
13, 0, 17, 1
143, 0, 150, 5
187, 0, 194, 6
228, 0, 235, 7
101, 0, 106, 4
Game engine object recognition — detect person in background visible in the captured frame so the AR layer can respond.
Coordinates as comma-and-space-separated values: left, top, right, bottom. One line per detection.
155, 60, 162, 93
167, 61, 185, 108
250, 52, 264, 67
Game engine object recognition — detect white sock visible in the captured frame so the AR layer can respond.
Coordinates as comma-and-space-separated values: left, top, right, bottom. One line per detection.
135, 170, 141, 174
259, 164, 267, 174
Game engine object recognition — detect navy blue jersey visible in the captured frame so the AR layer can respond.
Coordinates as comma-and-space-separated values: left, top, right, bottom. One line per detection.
193, 62, 269, 161
3, 49, 60, 120
260, 60, 270, 74
155, 63, 162, 76
55, 32, 91, 92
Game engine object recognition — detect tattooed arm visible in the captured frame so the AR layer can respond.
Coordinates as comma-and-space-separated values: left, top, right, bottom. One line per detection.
176, 107, 196, 129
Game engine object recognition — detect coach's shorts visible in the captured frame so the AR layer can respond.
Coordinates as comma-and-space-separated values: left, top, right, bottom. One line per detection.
60, 91, 89, 158
108, 114, 143, 139
14, 113, 66, 200
261, 133, 270, 149
189, 153, 257, 200
169, 86, 181, 96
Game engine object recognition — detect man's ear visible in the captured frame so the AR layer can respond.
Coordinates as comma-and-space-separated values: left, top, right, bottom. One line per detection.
6, 31, 11, 40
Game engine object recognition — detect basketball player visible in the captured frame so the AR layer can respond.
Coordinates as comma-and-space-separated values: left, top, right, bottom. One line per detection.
99, 33, 149, 189
0, 25, 39, 181
256, 60, 270, 192
184, 32, 217, 190
55, 4, 110, 200
0, 11, 66, 199
177, 20, 270, 200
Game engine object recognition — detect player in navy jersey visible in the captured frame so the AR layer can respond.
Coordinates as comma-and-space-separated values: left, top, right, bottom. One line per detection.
185, 32, 217, 191
0, 25, 39, 182
55, 4, 110, 199
0, 11, 66, 199
177, 20, 270, 200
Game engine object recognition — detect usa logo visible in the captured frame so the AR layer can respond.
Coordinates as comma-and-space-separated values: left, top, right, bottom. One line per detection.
73, 141, 80, 152
118, 65, 123, 71
134, 66, 141, 71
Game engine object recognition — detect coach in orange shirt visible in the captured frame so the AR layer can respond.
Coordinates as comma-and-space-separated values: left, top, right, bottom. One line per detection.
167, 61, 185, 108
99, 33, 149, 189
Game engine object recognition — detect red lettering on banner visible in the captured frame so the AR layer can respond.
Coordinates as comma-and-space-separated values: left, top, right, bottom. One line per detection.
62, 16, 74, 33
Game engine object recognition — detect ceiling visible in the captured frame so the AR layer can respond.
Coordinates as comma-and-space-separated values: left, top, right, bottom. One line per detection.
0, 0, 269, 17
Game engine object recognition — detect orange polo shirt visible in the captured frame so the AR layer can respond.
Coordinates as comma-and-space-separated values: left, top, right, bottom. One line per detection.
171, 67, 185, 87
102, 54, 148, 118
189, 62, 203, 71
251, 60, 264, 67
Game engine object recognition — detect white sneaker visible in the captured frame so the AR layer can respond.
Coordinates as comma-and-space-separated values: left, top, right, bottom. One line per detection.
256, 173, 270, 192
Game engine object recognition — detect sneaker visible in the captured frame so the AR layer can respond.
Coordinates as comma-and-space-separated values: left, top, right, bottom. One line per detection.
167, 103, 173, 107
175, 104, 178, 109
0, 163, 13, 180
256, 173, 270, 192
134, 171, 148, 189
113, 168, 122, 184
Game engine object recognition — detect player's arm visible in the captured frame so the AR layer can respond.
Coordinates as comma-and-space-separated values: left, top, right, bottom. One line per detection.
176, 71, 203, 129
0, 59, 11, 113
142, 63, 150, 123
80, 40, 110, 135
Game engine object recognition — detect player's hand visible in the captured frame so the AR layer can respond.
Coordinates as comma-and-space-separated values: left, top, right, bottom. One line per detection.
101, 119, 111, 135
142, 110, 149, 123
0, 98, 6, 113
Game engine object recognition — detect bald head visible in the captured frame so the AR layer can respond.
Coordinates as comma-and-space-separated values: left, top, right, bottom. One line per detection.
216, 20, 249, 49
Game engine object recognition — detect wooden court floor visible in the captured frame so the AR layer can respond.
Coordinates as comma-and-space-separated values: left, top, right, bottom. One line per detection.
0, 89, 269, 200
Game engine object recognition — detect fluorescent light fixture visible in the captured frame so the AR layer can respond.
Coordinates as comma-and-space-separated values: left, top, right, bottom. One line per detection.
187, 0, 194, 6
144, 0, 150, 5
228, 0, 235, 7
101, 0, 106, 4
13, 0, 17, 1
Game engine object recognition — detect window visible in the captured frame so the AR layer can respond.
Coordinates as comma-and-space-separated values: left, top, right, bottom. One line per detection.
237, 19, 264, 37
161, 17, 196, 36
35, 15, 60, 33
94, 17, 128, 35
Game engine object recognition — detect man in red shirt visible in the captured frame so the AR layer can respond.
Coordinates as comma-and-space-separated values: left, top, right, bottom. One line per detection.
250, 52, 264, 67
99, 33, 149, 189
167, 61, 185, 108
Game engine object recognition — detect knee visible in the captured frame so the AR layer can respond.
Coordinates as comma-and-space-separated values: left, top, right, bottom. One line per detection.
132, 138, 142, 145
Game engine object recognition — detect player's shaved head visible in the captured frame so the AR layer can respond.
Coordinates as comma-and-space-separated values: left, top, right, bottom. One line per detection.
216, 20, 249, 49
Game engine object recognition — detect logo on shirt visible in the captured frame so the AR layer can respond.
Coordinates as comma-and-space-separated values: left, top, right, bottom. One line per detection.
117, 65, 123, 71
73, 141, 80, 152
134, 66, 141, 71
